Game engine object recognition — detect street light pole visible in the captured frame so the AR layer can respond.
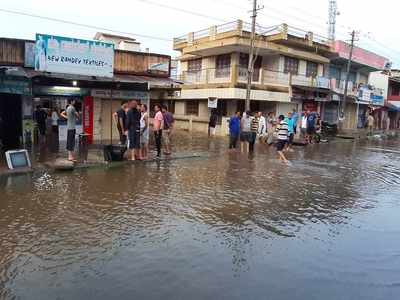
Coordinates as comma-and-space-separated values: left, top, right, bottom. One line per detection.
245, 0, 258, 112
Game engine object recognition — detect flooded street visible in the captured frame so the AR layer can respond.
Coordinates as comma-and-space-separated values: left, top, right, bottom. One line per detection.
1, 134, 400, 300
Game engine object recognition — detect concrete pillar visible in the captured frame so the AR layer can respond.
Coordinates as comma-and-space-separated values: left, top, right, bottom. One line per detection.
209, 26, 217, 40
188, 32, 194, 45
281, 24, 288, 38
307, 31, 313, 46
237, 20, 243, 35
189, 115, 193, 132
231, 64, 238, 87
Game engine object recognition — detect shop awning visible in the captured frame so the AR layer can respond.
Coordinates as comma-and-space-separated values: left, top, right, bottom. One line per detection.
28, 70, 149, 91
1, 66, 181, 91
292, 85, 331, 93
387, 101, 400, 112
0, 66, 30, 78
113, 74, 181, 90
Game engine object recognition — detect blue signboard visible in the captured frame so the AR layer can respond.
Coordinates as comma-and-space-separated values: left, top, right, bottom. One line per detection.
371, 94, 384, 106
0, 79, 31, 95
35, 34, 114, 78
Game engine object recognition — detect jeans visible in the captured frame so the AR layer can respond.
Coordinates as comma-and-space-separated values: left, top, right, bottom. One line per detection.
248, 132, 257, 152
154, 129, 162, 156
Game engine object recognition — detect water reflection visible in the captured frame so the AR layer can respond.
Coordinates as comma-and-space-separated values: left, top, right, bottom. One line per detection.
1, 134, 400, 299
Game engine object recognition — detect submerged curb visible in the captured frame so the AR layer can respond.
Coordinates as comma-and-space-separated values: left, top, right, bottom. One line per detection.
0, 154, 205, 179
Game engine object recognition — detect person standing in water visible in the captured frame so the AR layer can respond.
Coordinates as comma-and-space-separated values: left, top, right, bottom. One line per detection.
114, 101, 128, 145
240, 111, 252, 152
140, 104, 149, 160
153, 104, 164, 157
229, 111, 241, 150
162, 105, 175, 155
60, 100, 80, 162
276, 115, 289, 164
125, 100, 141, 161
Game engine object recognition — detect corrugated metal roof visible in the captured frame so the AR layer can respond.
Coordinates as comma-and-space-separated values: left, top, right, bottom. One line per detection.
0, 66, 181, 89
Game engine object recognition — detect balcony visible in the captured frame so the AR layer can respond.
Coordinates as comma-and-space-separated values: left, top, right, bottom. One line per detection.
331, 79, 359, 96
388, 95, 400, 101
179, 67, 232, 85
178, 66, 331, 90
173, 20, 331, 57
291, 74, 331, 89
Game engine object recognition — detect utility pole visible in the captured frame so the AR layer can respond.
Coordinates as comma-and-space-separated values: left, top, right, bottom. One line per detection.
245, 0, 258, 112
340, 30, 356, 123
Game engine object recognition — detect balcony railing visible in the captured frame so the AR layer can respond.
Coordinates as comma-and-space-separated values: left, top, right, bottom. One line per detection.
173, 20, 329, 46
178, 66, 331, 89
388, 95, 400, 101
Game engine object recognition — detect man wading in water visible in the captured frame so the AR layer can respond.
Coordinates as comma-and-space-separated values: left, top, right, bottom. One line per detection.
276, 114, 289, 164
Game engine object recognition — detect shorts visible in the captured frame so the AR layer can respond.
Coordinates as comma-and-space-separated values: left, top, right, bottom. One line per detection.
240, 132, 250, 142
307, 127, 315, 135
288, 133, 294, 145
163, 130, 171, 145
301, 128, 307, 137
128, 129, 140, 150
276, 140, 287, 151
66, 129, 76, 151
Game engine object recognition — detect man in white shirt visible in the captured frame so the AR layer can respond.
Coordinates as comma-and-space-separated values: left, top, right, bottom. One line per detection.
301, 111, 308, 142
256, 111, 267, 143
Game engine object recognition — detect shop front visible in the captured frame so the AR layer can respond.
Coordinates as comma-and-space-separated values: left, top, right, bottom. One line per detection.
30, 33, 148, 146
0, 73, 31, 150
31, 74, 148, 146
292, 86, 330, 115
91, 88, 149, 143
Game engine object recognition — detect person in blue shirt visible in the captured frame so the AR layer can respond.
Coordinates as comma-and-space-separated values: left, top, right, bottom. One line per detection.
285, 112, 295, 151
229, 111, 241, 149
306, 110, 317, 144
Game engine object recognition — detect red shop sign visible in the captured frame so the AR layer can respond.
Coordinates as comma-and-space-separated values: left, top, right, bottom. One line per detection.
302, 101, 318, 112
83, 96, 94, 144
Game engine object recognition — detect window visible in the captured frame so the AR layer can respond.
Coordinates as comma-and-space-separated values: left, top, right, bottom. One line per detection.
215, 54, 231, 78
329, 66, 341, 88
284, 56, 299, 74
348, 72, 357, 85
306, 61, 318, 77
392, 84, 400, 96
188, 59, 202, 72
164, 100, 175, 114
239, 53, 262, 81
186, 100, 199, 116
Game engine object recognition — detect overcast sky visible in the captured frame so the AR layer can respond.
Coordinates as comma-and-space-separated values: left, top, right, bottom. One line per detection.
1, 0, 399, 66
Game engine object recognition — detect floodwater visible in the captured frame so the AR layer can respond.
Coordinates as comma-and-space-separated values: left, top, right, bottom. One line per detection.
1, 134, 400, 300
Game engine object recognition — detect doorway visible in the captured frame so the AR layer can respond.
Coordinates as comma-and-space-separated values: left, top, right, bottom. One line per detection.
0, 93, 22, 150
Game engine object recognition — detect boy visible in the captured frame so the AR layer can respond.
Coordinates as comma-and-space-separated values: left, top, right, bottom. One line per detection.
276, 115, 289, 164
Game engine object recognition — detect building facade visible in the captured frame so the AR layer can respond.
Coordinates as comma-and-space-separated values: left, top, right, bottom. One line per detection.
172, 20, 390, 135
172, 20, 334, 134
328, 41, 389, 131
0, 34, 179, 150
387, 75, 400, 129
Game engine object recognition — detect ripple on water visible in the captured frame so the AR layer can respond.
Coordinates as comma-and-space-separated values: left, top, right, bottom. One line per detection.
1, 136, 400, 299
